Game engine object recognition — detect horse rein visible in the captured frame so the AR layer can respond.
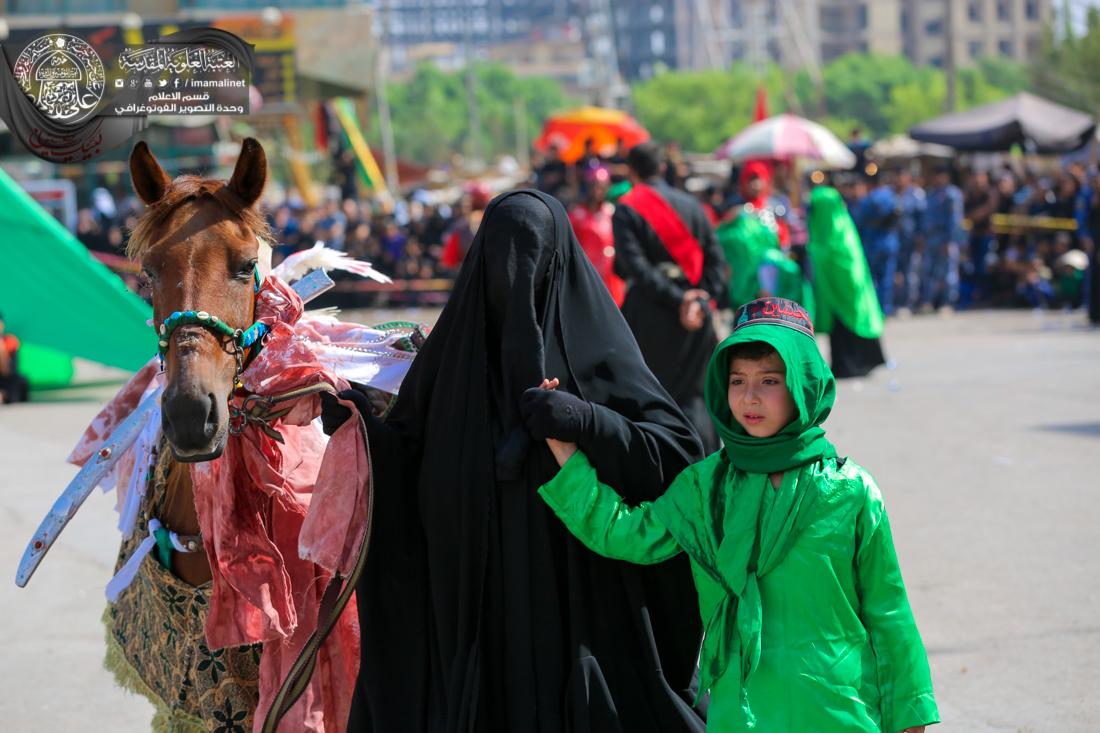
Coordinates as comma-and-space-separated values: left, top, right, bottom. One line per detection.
154, 265, 269, 380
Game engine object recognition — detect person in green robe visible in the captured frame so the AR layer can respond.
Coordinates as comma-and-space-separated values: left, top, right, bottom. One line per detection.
717, 207, 813, 315
807, 185, 886, 378
528, 297, 938, 733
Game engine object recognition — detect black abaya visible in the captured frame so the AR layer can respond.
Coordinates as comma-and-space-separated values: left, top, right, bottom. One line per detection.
828, 318, 886, 379
611, 179, 727, 453
350, 190, 706, 732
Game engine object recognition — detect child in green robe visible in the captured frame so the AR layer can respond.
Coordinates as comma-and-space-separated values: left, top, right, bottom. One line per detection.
534, 297, 939, 733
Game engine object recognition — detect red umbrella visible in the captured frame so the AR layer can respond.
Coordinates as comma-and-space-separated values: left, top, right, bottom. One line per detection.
534, 106, 650, 164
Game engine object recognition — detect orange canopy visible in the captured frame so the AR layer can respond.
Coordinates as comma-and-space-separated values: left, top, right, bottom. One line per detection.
534, 106, 650, 164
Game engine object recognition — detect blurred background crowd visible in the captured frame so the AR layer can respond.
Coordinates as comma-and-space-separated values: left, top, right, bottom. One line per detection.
65, 140, 1097, 318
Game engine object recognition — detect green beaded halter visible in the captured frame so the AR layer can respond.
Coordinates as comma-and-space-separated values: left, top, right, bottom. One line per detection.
154, 265, 269, 376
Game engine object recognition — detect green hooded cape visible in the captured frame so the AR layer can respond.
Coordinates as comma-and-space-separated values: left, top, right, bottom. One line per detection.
538, 320, 938, 732
717, 211, 813, 315
806, 186, 883, 338
717, 212, 777, 310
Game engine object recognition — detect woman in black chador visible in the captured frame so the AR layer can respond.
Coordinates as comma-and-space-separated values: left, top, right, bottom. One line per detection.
324, 190, 706, 732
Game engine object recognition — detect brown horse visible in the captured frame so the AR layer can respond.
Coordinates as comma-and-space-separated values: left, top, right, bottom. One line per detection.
100, 139, 275, 731
126, 138, 269, 583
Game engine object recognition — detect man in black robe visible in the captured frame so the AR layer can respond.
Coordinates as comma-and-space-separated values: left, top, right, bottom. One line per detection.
324, 190, 706, 732
612, 142, 727, 452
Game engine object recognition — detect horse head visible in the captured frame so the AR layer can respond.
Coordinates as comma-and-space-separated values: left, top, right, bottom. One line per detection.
129, 138, 268, 462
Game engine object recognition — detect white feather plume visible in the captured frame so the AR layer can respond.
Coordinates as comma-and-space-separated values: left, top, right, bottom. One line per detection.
272, 241, 392, 284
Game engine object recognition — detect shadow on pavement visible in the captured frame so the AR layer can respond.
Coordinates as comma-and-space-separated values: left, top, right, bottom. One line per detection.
1034, 421, 1100, 438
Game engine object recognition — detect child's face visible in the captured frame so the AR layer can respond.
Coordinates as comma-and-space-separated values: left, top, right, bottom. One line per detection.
727, 354, 799, 438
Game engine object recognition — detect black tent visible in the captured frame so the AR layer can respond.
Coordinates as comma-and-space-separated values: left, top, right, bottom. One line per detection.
909, 92, 1095, 153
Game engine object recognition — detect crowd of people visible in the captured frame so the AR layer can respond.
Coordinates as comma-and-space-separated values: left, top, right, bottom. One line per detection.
837, 162, 1095, 316
68, 139, 1098, 325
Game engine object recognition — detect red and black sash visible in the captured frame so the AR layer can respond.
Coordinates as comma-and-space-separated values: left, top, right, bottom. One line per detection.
619, 183, 703, 285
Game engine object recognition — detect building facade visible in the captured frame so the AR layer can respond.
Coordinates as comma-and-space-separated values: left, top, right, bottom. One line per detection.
902, 0, 1052, 68
4, 0, 1051, 85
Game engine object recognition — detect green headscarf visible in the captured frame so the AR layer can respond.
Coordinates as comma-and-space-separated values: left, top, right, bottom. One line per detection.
703, 299, 837, 474
806, 185, 884, 338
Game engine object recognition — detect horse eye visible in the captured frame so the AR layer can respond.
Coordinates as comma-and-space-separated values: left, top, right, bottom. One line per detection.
234, 260, 257, 279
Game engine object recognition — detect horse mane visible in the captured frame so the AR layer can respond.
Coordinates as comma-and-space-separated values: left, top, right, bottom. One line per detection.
127, 175, 271, 260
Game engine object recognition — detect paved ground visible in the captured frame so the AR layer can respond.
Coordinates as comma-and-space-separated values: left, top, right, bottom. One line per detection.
1, 309, 1096, 731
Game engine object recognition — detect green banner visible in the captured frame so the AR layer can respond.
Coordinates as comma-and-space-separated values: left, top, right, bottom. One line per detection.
0, 168, 153, 374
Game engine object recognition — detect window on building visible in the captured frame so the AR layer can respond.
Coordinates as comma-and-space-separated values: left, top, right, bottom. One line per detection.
651, 30, 666, 56
857, 5, 867, 29
929, 55, 944, 68
968, 2, 982, 21
926, 19, 944, 35
1025, 1, 1039, 20
650, 4, 664, 23
997, 1, 1010, 21
901, 9, 910, 32
969, 40, 984, 58
821, 8, 845, 33
999, 39, 1014, 56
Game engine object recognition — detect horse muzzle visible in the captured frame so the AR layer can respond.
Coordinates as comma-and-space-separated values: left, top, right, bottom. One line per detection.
162, 388, 229, 462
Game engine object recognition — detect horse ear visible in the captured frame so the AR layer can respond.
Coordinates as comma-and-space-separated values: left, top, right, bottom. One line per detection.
228, 137, 267, 207
130, 141, 171, 205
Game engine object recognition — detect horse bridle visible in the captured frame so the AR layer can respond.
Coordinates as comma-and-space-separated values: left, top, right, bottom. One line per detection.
154, 265, 269, 380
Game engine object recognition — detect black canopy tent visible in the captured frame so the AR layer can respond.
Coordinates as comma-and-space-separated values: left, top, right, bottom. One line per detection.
910, 92, 1095, 153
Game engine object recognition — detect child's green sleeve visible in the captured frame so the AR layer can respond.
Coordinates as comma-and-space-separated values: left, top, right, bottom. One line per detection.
538, 449, 682, 565
856, 488, 940, 733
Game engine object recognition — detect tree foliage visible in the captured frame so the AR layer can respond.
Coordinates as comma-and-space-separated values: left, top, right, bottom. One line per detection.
368, 62, 577, 166
631, 53, 1030, 153
375, 53, 1035, 164
631, 64, 791, 153
1030, 6, 1100, 114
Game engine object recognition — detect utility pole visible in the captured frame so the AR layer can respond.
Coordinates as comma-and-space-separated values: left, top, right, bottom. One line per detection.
514, 96, 530, 171
584, 0, 628, 108
777, 0, 824, 115
944, 0, 957, 112
745, 0, 768, 75
375, 0, 399, 191
463, 5, 483, 166
692, 0, 724, 69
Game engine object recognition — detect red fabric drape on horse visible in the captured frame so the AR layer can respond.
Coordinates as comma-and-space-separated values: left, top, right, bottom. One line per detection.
71, 276, 371, 733
618, 183, 704, 285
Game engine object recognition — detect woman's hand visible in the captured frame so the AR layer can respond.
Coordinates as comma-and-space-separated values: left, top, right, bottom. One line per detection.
520, 378, 593, 442
531, 378, 577, 467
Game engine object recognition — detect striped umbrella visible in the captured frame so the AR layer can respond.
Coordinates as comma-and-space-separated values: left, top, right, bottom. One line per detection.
535, 106, 650, 164
717, 114, 856, 169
